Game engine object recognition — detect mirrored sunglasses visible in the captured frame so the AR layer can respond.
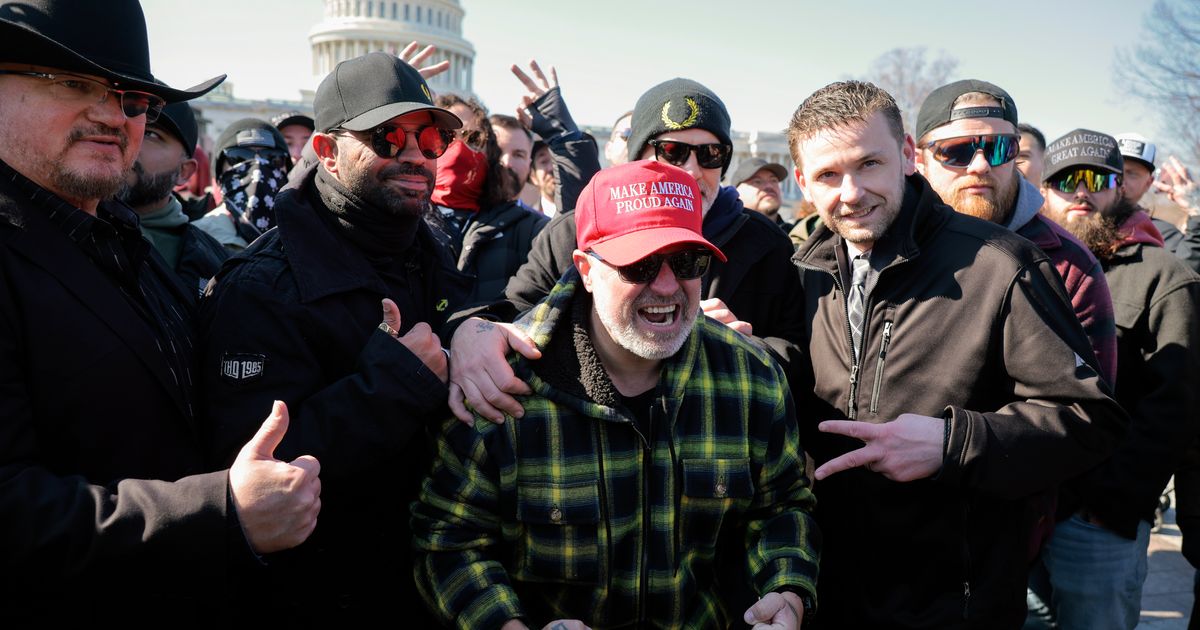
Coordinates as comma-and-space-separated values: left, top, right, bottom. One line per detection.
1048, 168, 1122, 194
360, 124, 455, 160
924, 133, 1020, 169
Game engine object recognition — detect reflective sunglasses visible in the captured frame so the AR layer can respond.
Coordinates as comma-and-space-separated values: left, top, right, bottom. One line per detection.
344, 124, 455, 160
1048, 168, 1122, 194
924, 134, 1020, 169
0, 70, 165, 122
222, 146, 290, 170
588, 249, 712, 284
647, 139, 732, 170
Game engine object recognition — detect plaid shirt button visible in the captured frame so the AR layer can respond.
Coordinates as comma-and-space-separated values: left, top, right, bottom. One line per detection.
549, 507, 563, 523
714, 482, 728, 498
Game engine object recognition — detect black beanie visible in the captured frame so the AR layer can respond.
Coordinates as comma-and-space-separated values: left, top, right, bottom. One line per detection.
627, 78, 733, 174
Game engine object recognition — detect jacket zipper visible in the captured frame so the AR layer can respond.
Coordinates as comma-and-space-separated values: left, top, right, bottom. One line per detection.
847, 363, 860, 419
593, 421, 613, 597
962, 501, 972, 619
869, 321, 894, 414
794, 259, 872, 418
629, 410, 654, 628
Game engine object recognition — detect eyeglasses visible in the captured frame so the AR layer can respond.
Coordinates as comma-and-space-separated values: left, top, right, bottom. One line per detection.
1047, 168, 1122, 194
588, 249, 712, 284
647, 139, 732, 170
339, 124, 455, 160
222, 146, 290, 171
0, 70, 166, 122
924, 134, 1020, 169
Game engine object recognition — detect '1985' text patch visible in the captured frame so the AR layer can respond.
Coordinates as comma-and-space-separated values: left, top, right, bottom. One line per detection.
221, 353, 267, 384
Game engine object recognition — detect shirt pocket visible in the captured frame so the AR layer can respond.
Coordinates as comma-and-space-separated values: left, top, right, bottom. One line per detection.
679, 458, 754, 555
515, 480, 602, 584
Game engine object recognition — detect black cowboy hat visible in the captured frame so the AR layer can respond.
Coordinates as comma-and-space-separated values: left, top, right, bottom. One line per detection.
0, 0, 224, 103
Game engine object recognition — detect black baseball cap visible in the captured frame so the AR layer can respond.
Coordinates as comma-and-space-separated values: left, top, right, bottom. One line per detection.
915, 79, 1019, 141
729, 157, 788, 186
1043, 129, 1124, 181
211, 118, 290, 175
272, 111, 315, 131
154, 101, 198, 158
313, 52, 461, 133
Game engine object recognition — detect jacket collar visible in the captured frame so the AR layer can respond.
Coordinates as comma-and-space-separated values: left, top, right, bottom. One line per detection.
793, 173, 948, 281
702, 186, 748, 248
513, 266, 700, 423
0, 176, 194, 423
1003, 176, 1046, 233
273, 164, 404, 303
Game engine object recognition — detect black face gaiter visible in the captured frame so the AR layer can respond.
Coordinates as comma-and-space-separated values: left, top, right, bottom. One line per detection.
313, 167, 420, 258
218, 156, 288, 233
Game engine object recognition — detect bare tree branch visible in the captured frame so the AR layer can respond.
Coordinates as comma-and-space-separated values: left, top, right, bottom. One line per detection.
858, 47, 959, 137
1116, 0, 1200, 163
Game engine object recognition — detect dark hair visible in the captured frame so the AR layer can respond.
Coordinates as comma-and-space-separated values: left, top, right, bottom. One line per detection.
431, 95, 520, 208
787, 81, 904, 168
1018, 123, 1046, 152
488, 114, 532, 144
435, 93, 490, 151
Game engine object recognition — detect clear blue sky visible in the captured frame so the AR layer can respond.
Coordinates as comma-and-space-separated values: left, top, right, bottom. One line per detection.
142, 0, 1169, 153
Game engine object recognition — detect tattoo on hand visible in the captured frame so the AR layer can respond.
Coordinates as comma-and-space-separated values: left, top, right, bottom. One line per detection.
551, 624, 568, 630
476, 320, 496, 333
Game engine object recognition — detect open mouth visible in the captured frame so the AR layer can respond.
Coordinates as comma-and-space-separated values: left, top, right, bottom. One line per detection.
842, 205, 875, 221
638, 304, 677, 326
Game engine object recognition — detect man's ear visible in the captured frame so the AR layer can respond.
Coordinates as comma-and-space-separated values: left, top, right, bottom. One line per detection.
312, 133, 340, 175
914, 145, 929, 176
901, 133, 917, 176
573, 249, 595, 293
794, 166, 809, 201
176, 158, 198, 187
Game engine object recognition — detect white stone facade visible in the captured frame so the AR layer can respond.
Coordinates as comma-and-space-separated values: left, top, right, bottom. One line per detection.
309, 0, 474, 97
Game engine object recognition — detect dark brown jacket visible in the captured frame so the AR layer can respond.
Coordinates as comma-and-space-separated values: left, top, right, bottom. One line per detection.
793, 174, 1127, 629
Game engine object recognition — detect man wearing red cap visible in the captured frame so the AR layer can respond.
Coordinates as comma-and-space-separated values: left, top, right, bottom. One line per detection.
413, 160, 819, 629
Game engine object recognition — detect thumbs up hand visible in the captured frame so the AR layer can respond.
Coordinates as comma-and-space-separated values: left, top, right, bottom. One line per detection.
229, 401, 322, 555
380, 298, 448, 384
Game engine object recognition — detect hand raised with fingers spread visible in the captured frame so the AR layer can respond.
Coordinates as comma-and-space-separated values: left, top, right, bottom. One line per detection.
813, 413, 946, 482
448, 317, 541, 425
511, 59, 558, 113
398, 41, 450, 80
229, 401, 322, 554
1155, 155, 1198, 212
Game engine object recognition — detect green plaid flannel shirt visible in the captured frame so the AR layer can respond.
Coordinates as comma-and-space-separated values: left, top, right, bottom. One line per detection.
412, 269, 819, 628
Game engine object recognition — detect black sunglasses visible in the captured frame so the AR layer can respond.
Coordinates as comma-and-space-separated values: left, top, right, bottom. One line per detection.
588, 249, 712, 284
342, 124, 455, 160
647, 139, 732, 170
222, 146, 290, 170
924, 134, 1020, 169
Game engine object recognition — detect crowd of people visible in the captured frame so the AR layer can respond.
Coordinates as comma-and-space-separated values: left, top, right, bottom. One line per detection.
3, 1, 1200, 629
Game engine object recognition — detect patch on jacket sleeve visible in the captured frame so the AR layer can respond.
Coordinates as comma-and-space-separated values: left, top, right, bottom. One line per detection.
221, 353, 267, 384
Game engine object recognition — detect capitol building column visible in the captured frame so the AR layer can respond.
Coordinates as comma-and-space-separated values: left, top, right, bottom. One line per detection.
309, 0, 476, 98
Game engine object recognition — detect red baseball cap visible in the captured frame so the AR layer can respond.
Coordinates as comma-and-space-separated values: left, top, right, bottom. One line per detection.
576, 160, 726, 266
